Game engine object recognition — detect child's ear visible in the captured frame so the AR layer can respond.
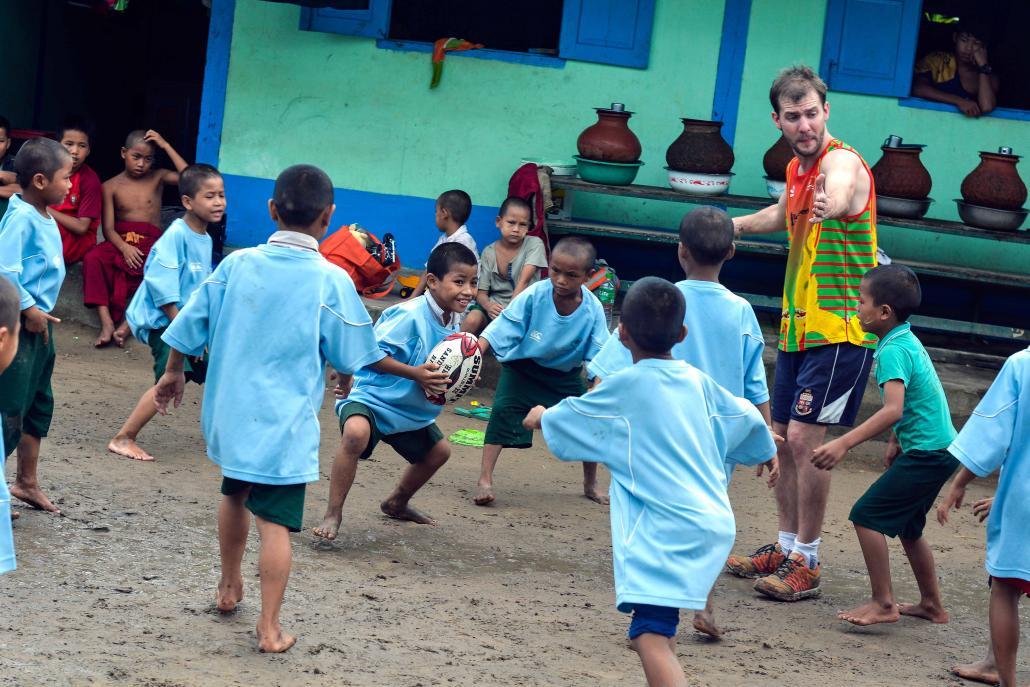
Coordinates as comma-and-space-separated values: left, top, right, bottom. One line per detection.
181, 195, 194, 212
677, 242, 690, 263
724, 243, 736, 261
617, 322, 630, 346
121, 147, 128, 160
425, 272, 440, 290
320, 204, 336, 231
32, 172, 47, 190
675, 324, 687, 344
267, 199, 279, 223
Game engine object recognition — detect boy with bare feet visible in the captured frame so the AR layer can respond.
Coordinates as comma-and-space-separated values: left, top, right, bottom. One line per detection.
84, 130, 188, 347
525, 278, 777, 687
0, 139, 72, 515
0, 277, 23, 573
939, 344, 1030, 687
473, 237, 610, 507
154, 165, 380, 652
811, 265, 957, 626
313, 242, 476, 539
109, 165, 224, 462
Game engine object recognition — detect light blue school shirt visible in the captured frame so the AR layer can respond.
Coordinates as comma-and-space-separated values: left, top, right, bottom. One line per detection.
480, 279, 609, 371
162, 240, 383, 485
588, 280, 768, 404
342, 295, 460, 435
948, 347, 1030, 582
126, 218, 213, 343
0, 432, 15, 574
541, 359, 777, 611
0, 194, 66, 313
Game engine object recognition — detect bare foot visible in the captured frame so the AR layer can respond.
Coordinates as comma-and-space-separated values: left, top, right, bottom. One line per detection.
692, 610, 722, 638
837, 600, 900, 626
380, 498, 435, 525
583, 484, 609, 505
9, 483, 60, 513
216, 577, 244, 613
256, 625, 296, 653
94, 323, 115, 348
898, 601, 949, 624
108, 435, 155, 462
473, 482, 495, 506
950, 660, 999, 685
312, 512, 342, 541
10, 510, 19, 521
112, 324, 130, 348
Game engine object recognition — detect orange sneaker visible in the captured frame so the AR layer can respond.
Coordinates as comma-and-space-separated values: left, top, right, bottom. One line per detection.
754, 552, 821, 601
725, 543, 787, 579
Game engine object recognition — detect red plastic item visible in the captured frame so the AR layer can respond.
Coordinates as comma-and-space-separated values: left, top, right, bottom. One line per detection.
319, 226, 400, 299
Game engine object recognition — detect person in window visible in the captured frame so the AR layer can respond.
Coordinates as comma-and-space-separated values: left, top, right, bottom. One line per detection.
912, 24, 999, 117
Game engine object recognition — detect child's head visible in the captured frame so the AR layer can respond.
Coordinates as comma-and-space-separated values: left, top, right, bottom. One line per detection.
269, 164, 335, 237
435, 189, 472, 232
496, 197, 532, 247
678, 207, 735, 274
548, 236, 596, 299
0, 116, 11, 161
426, 242, 478, 315
57, 116, 93, 172
121, 130, 156, 178
618, 277, 686, 357
15, 137, 72, 206
858, 264, 921, 335
0, 276, 21, 374
179, 164, 226, 225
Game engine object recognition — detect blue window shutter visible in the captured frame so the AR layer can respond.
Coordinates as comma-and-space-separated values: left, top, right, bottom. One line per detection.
299, 0, 392, 38
820, 0, 921, 97
559, 0, 656, 69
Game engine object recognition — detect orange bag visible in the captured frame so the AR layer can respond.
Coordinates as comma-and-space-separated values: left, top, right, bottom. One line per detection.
319, 225, 400, 299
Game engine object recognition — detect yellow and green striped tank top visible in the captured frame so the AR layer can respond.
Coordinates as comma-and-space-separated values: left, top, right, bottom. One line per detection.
780, 139, 878, 352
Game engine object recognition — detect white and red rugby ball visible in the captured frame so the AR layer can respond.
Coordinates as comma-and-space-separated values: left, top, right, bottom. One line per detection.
424, 332, 483, 405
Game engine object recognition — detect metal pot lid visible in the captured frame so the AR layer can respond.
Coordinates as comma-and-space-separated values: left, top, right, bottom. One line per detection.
595, 102, 634, 115
979, 147, 1020, 159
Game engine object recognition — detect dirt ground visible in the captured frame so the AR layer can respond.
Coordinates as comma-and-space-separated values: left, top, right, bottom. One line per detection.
0, 322, 1025, 687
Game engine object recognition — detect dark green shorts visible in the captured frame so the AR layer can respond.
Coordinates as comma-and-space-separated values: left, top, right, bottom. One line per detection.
220, 477, 306, 532
850, 448, 959, 540
149, 326, 207, 384
338, 401, 444, 464
0, 322, 56, 455
484, 359, 587, 448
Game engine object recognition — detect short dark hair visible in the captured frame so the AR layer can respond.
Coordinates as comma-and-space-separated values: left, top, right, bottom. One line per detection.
437, 189, 472, 225
426, 241, 477, 279
14, 137, 71, 187
621, 277, 685, 355
0, 275, 19, 335
179, 163, 222, 199
769, 65, 828, 114
863, 264, 921, 322
272, 164, 334, 228
124, 129, 153, 150
679, 207, 734, 265
498, 196, 532, 218
58, 115, 94, 143
551, 236, 596, 271
0, 116, 10, 137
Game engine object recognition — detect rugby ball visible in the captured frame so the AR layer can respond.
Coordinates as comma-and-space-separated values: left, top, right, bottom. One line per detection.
423, 332, 483, 405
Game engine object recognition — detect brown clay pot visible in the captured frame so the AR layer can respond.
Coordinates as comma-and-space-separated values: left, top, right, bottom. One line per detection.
577, 104, 642, 163
763, 135, 794, 181
665, 119, 734, 174
961, 149, 1027, 210
871, 145, 932, 199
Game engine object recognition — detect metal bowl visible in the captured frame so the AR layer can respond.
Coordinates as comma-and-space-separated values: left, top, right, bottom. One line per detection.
876, 194, 933, 219
763, 176, 786, 200
665, 168, 733, 196
574, 156, 643, 185
955, 200, 1028, 231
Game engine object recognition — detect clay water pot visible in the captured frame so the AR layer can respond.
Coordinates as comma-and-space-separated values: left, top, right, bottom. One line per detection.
871, 144, 932, 199
577, 103, 642, 163
961, 148, 1027, 211
665, 119, 734, 174
763, 135, 794, 181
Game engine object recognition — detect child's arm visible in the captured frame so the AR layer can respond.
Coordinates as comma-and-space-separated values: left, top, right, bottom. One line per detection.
511, 263, 539, 300
883, 430, 902, 468
936, 466, 978, 525
155, 348, 187, 413
48, 208, 92, 236
102, 182, 145, 269
811, 380, 905, 470
523, 405, 546, 430
369, 356, 450, 395
408, 273, 428, 299
476, 289, 503, 320
160, 304, 180, 321
0, 172, 20, 198
144, 130, 189, 181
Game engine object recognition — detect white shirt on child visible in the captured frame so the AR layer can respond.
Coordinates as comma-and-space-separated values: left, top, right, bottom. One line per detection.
541, 359, 777, 611
948, 346, 1030, 582
431, 224, 477, 256
162, 240, 383, 484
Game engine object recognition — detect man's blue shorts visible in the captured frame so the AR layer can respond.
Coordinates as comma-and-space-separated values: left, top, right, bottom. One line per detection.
627, 604, 680, 639
772, 343, 873, 427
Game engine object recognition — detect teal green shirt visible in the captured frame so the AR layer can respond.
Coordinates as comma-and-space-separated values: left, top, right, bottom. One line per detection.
874, 322, 956, 452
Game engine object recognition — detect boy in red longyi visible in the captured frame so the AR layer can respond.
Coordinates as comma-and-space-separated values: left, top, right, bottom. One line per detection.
49, 117, 102, 265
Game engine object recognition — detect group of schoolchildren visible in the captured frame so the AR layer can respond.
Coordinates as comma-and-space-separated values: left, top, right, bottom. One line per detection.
0, 125, 1026, 686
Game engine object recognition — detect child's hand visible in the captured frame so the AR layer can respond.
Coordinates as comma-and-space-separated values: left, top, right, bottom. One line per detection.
487, 301, 504, 319
154, 371, 185, 414
331, 372, 354, 399
121, 244, 144, 270
936, 483, 966, 525
972, 496, 993, 523
756, 455, 779, 488
811, 438, 847, 470
22, 306, 60, 344
413, 362, 450, 395
143, 129, 168, 148
769, 426, 785, 448
522, 405, 546, 430
884, 436, 901, 468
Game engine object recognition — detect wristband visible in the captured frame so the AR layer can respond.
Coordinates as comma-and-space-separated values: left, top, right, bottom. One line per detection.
978, 64, 993, 75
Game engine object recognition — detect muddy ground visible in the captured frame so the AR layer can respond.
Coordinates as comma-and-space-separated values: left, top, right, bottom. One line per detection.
0, 322, 1025, 686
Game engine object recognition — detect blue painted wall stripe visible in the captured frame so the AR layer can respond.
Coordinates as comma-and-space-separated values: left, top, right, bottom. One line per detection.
196, 0, 236, 166
710, 0, 752, 145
